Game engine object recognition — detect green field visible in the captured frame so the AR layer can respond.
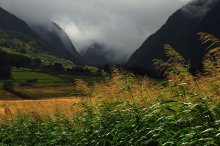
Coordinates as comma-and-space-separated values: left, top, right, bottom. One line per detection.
0, 68, 103, 99
12, 69, 66, 86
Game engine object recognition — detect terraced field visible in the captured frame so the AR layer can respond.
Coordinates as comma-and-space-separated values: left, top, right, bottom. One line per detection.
0, 68, 102, 99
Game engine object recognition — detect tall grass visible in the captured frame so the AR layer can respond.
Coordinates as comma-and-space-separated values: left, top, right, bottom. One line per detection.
0, 33, 219, 145
0, 97, 219, 145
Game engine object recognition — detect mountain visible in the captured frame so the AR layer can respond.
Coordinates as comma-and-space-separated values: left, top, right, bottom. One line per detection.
30, 22, 83, 65
0, 7, 37, 38
0, 7, 83, 65
0, 26, 77, 70
127, 0, 220, 75
81, 43, 110, 66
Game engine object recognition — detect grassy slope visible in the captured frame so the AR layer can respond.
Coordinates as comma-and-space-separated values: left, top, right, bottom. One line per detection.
1, 47, 76, 69
0, 28, 76, 68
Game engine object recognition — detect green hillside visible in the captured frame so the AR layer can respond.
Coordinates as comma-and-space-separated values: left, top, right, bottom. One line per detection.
0, 28, 75, 69
0, 28, 102, 99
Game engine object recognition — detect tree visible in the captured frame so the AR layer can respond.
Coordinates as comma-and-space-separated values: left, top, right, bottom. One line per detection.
32, 58, 42, 69
53, 63, 64, 71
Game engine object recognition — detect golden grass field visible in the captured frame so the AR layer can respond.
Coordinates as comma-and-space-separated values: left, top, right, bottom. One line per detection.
0, 97, 83, 123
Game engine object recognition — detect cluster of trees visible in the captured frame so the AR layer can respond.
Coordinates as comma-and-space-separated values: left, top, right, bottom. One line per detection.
0, 50, 32, 67
0, 49, 43, 79
42, 63, 64, 71
0, 28, 44, 53
0, 49, 70, 79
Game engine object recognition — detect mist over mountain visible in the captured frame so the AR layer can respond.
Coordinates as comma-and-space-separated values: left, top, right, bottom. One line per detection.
0, 0, 188, 64
81, 43, 110, 66
2, 0, 218, 69
128, 0, 220, 75
181, 0, 217, 17
0, 7, 37, 38
0, 7, 83, 65
30, 21, 83, 64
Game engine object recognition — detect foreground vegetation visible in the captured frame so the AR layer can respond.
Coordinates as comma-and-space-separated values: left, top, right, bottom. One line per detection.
0, 33, 219, 145
0, 99, 219, 145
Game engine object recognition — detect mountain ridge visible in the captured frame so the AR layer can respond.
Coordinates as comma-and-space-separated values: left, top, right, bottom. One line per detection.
81, 43, 110, 66
127, 0, 220, 75
0, 7, 83, 65
0, 7, 38, 38
30, 21, 84, 65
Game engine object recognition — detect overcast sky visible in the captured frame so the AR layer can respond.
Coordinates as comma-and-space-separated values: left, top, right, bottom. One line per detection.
0, 0, 192, 62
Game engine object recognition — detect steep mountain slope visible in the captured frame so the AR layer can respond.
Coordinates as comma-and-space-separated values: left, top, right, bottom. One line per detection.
0, 7, 83, 65
31, 22, 83, 65
0, 27, 76, 70
196, 0, 220, 37
127, 0, 220, 75
0, 7, 37, 38
81, 43, 110, 65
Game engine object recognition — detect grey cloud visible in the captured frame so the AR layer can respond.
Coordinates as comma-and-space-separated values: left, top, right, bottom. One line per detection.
0, 0, 189, 63
181, 0, 218, 18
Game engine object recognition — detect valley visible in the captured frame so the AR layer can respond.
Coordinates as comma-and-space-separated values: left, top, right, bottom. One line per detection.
0, 0, 219, 145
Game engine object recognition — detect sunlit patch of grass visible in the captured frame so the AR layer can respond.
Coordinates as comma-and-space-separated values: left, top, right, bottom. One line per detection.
0, 98, 82, 122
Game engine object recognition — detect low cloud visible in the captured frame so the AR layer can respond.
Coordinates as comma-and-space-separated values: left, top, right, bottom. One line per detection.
1, 0, 189, 63
181, 0, 218, 18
